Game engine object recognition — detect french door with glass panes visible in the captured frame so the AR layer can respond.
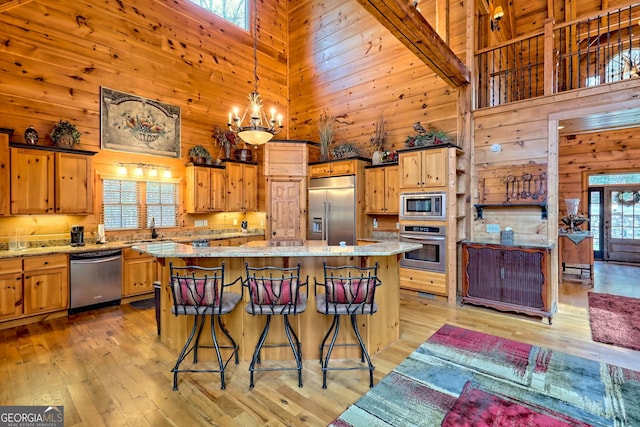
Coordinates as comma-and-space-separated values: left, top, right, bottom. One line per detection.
602, 187, 640, 263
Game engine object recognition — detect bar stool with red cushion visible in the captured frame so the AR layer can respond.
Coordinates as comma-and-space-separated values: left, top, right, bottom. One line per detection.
314, 262, 381, 388
168, 262, 242, 390
243, 263, 308, 388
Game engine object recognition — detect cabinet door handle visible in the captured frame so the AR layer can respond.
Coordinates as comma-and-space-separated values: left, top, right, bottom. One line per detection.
500, 267, 504, 279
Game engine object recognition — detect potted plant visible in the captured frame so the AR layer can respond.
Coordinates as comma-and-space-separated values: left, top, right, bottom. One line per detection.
213, 127, 236, 159
189, 145, 212, 164
50, 120, 81, 147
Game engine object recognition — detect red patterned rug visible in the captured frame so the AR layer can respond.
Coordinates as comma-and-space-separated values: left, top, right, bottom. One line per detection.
330, 324, 640, 426
588, 292, 640, 351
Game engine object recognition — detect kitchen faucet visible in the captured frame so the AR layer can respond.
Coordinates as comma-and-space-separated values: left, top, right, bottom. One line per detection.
151, 217, 159, 239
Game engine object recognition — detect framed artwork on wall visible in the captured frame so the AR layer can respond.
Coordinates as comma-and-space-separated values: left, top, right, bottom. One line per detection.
100, 87, 181, 158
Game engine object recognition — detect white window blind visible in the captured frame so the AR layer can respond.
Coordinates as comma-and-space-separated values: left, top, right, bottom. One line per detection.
187, 0, 248, 29
146, 182, 179, 228
103, 180, 140, 230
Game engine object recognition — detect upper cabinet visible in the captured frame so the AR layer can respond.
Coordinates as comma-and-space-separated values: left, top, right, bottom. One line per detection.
55, 152, 94, 214
226, 161, 257, 212
0, 133, 10, 216
399, 148, 447, 190
365, 164, 399, 214
185, 164, 226, 213
10, 144, 94, 215
11, 147, 54, 214
309, 159, 362, 178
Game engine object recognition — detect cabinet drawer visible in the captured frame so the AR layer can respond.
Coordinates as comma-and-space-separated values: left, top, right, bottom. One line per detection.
23, 254, 67, 270
0, 258, 22, 273
399, 268, 447, 295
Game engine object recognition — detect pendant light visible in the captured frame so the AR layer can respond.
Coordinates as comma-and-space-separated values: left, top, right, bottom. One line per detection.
228, 0, 283, 145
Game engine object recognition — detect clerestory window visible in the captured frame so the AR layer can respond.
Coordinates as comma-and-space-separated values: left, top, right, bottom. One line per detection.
187, 0, 248, 29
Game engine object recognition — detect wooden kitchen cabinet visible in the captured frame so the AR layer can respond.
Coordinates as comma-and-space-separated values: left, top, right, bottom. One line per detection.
123, 248, 157, 297
365, 164, 399, 214
309, 159, 359, 178
399, 267, 447, 295
0, 132, 10, 216
10, 144, 94, 215
461, 242, 555, 323
23, 254, 69, 315
226, 161, 257, 212
399, 147, 447, 190
0, 259, 23, 321
55, 152, 94, 214
185, 164, 226, 213
10, 147, 54, 214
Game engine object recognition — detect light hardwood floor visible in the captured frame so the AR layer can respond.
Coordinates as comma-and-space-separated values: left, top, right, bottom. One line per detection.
1, 261, 638, 426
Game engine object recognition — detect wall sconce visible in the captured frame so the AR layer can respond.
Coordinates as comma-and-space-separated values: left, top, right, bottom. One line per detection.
491, 6, 504, 32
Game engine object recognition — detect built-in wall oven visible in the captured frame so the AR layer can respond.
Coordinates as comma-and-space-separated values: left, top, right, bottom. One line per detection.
399, 223, 446, 272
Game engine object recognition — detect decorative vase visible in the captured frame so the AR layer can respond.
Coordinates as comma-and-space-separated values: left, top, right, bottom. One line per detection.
224, 143, 231, 159
24, 125, 39, 145
372, 150, 384, 165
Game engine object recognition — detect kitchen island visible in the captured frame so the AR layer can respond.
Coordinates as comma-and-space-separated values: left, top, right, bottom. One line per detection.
133, 240, 421, 361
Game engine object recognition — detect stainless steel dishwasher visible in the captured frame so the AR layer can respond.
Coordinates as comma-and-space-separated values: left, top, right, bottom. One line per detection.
69, 249, 122, 313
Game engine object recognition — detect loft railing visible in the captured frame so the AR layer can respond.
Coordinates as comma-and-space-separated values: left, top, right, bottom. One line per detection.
476, 3, 640, 109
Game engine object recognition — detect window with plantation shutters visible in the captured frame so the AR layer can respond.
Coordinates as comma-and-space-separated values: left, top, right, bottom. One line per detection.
146, 182, 178, 228
102, 179, 179, 231
103, 180, 140, 230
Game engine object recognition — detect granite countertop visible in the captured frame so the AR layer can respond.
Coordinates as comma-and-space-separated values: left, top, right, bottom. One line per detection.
132, 240, 422, 258
0, 231, 264, 259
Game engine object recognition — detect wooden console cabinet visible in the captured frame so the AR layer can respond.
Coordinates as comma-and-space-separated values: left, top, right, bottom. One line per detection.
461, 242, 556, 323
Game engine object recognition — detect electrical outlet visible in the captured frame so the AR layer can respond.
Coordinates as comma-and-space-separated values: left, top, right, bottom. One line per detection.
486, 224, 500, 233
202, 219, 207, 226
195, 220, 203, 227
233, 219, 238, 226
260, 220, 264, 227
373, 218, 378, 228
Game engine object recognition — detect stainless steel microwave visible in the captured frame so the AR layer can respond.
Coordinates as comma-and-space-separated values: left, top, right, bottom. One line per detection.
399, 192, 446, 220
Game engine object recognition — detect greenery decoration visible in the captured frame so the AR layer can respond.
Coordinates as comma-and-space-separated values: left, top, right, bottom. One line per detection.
331, 143, 358, 159
370, 114, 387, 152
317, 110, 335, 160
405, 122, 453, 148
50, 120, 81, 146
189, 145, 212, 160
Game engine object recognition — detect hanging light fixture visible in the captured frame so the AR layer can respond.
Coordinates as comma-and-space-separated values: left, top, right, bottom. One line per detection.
228, 0, 283, 145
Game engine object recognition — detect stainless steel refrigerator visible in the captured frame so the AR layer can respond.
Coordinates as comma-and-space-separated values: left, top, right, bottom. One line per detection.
308, 175, 356, 245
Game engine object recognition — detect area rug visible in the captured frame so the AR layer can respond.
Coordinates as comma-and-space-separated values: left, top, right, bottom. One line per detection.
330, 324, 640, 426
588, 292, 640, 351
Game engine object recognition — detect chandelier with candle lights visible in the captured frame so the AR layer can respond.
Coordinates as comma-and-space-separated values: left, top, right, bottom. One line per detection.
228, 0, 283, 145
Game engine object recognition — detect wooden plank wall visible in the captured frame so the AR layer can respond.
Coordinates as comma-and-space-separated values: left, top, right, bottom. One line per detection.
0, 0, 286, 237
287, 0, 466, 160
471, 77, 640, 307
559, 127, 640, 218
472, 79, 640, 245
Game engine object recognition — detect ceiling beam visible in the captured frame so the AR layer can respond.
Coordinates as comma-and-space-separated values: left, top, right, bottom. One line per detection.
0, 0, 34, 13
355, 0, 470, 88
